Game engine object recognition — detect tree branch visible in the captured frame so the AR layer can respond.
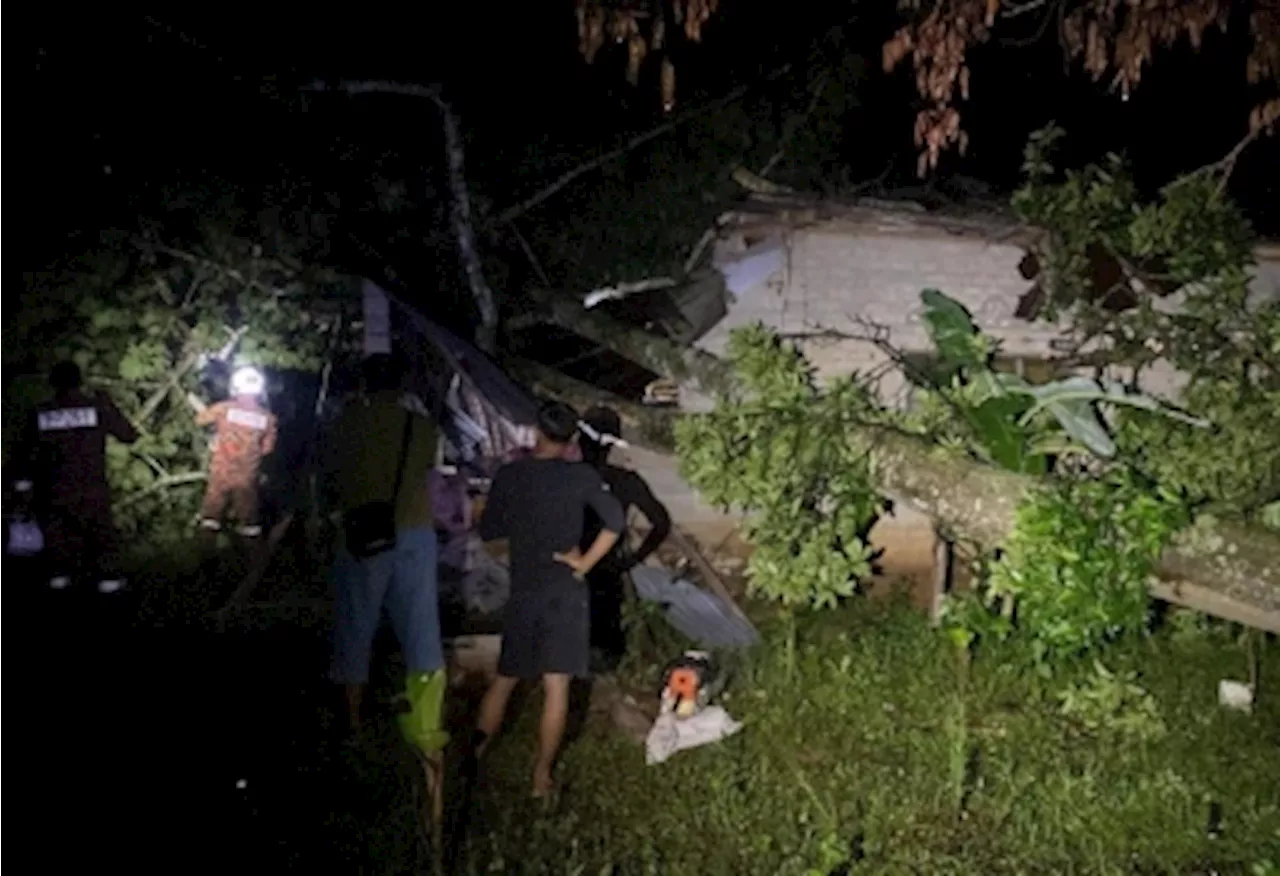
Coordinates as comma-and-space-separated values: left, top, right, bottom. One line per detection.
118, 472, 206, 509
136, 347, 202, 425
583, 276, 679, 309
758, 69, 829, 179
306, 80, 500, 352
1000, 0, 1053, 20
503, 356, 676, 452
493, 63, 795, 225
1191, 124, 1270, 193
526, 287, 735, 409
532, 300, 1280, 631
136, 239, 292, 298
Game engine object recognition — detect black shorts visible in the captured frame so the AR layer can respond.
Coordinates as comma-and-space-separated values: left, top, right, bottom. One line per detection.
497, 586, 590, 679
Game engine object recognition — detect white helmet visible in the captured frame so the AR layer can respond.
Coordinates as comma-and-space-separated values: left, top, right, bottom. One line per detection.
230, 366, 266, 397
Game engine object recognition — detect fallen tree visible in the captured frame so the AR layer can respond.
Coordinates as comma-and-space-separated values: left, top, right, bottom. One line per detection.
523, 291, 1280, 634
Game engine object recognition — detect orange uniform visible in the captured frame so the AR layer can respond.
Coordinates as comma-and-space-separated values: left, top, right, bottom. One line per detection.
197, 397, 277, 536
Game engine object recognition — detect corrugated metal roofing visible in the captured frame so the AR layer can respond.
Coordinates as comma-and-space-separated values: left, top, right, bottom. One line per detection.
630, 566, 759, 649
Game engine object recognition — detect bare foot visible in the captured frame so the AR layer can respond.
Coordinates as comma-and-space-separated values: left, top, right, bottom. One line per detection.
532, 770, 555, 798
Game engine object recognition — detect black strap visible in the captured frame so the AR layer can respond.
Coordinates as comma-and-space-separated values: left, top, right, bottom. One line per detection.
389, 405, 415, 506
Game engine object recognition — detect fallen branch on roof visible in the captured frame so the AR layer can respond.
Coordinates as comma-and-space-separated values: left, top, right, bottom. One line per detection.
583, 276, 678, 309
731, 166, 793, 195
504, 356, 676, 452
527, 287, 733, 410
532, 299, 1280, 633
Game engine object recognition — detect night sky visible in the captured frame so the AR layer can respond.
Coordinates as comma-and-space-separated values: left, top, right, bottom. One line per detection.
21, 4, 1279, 328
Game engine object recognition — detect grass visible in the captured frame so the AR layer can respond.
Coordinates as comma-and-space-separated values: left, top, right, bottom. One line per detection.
50, 541, 1279, 874
461, 596, 1280, 875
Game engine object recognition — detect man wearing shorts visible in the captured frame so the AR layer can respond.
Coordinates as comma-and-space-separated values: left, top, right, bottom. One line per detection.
324, 353, 445, 745
473, 401, 624, 797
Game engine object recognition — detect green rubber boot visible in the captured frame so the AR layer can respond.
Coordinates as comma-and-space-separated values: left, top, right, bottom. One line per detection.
397, 669, 450, 755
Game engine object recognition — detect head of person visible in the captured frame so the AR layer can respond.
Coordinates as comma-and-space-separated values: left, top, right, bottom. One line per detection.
229, 366, 266, 400
361, 352, 405, 395
579, 405, 622, 468
534, 400, 579, 450
50, 361, 83, 397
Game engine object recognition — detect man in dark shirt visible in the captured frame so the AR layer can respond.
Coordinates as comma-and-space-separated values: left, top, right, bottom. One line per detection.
474, 401, 624, 797
26, 361, 139, 592
578, 405, 671, 670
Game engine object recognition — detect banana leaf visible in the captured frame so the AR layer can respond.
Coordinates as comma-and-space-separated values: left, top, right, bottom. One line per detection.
921, 288, 985, 375
962, 394, 1048, 474
1015, 376, 1210, 428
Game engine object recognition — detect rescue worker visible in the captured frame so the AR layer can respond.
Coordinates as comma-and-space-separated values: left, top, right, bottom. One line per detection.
195, 366, 278, 542
26, 361, 139, 593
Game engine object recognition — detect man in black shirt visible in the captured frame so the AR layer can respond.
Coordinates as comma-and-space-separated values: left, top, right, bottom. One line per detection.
578, 405, 671, 670
475, 401, 624, 797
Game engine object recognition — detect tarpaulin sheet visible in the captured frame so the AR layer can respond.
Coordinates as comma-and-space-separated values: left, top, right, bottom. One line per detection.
714, 236, 785, 298
630, 565, 759, 649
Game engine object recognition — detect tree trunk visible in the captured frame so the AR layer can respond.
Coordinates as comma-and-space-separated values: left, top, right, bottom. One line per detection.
433, 92, 499, 354
525, 287, 734, 410
532, 297, 1280, 632
318, 81, 499, 353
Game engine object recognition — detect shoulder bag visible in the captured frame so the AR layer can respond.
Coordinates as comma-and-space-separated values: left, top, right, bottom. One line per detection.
343, 407, 415, 559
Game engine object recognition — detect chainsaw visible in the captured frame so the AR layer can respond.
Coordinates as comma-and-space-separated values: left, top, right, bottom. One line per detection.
659, 650, 725, 719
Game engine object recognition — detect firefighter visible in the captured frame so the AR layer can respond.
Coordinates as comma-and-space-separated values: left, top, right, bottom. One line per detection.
26, 361, 139, 593
195, 366, 278, 542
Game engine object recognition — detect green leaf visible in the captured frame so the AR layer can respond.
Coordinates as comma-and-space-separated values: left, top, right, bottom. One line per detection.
1036, 397, 1117, 458
962, 395, 1046, 474
920, 289, 984, 374
1016, 376, 1210, 429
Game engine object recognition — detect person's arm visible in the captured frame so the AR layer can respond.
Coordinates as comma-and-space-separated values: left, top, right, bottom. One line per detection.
99, 393, 139, 445
554, 471, 624, 578
195, 400, 223, 428
261, 413, 279, 456
618, 470, 671, 569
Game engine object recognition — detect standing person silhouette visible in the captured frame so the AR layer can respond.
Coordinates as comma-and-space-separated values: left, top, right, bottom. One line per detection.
323, 353, 447, 746
576, 405, 671, 671
25, 361, 138, 593
472, 401, 624, 797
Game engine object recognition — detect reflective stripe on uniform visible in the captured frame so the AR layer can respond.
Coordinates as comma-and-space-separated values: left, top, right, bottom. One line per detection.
38, 407, 99, 431
226, 407, 269, 430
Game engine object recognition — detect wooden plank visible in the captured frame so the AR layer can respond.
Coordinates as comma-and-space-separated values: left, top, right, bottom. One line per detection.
667, 525, 753, 627
1149, 580, 1280, 635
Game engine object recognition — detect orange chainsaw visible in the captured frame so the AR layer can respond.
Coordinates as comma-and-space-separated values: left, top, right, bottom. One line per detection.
659, 650, 724, 719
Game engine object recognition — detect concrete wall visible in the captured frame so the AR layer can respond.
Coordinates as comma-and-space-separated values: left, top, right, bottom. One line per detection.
699, 222, 1280, 405
698, 225, 1058, 405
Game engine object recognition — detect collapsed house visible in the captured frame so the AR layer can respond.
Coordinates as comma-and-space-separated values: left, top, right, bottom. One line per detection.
510, 193, 1280, 634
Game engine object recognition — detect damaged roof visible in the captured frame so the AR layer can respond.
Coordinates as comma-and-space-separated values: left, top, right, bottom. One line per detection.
717, 192, 1280, 257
